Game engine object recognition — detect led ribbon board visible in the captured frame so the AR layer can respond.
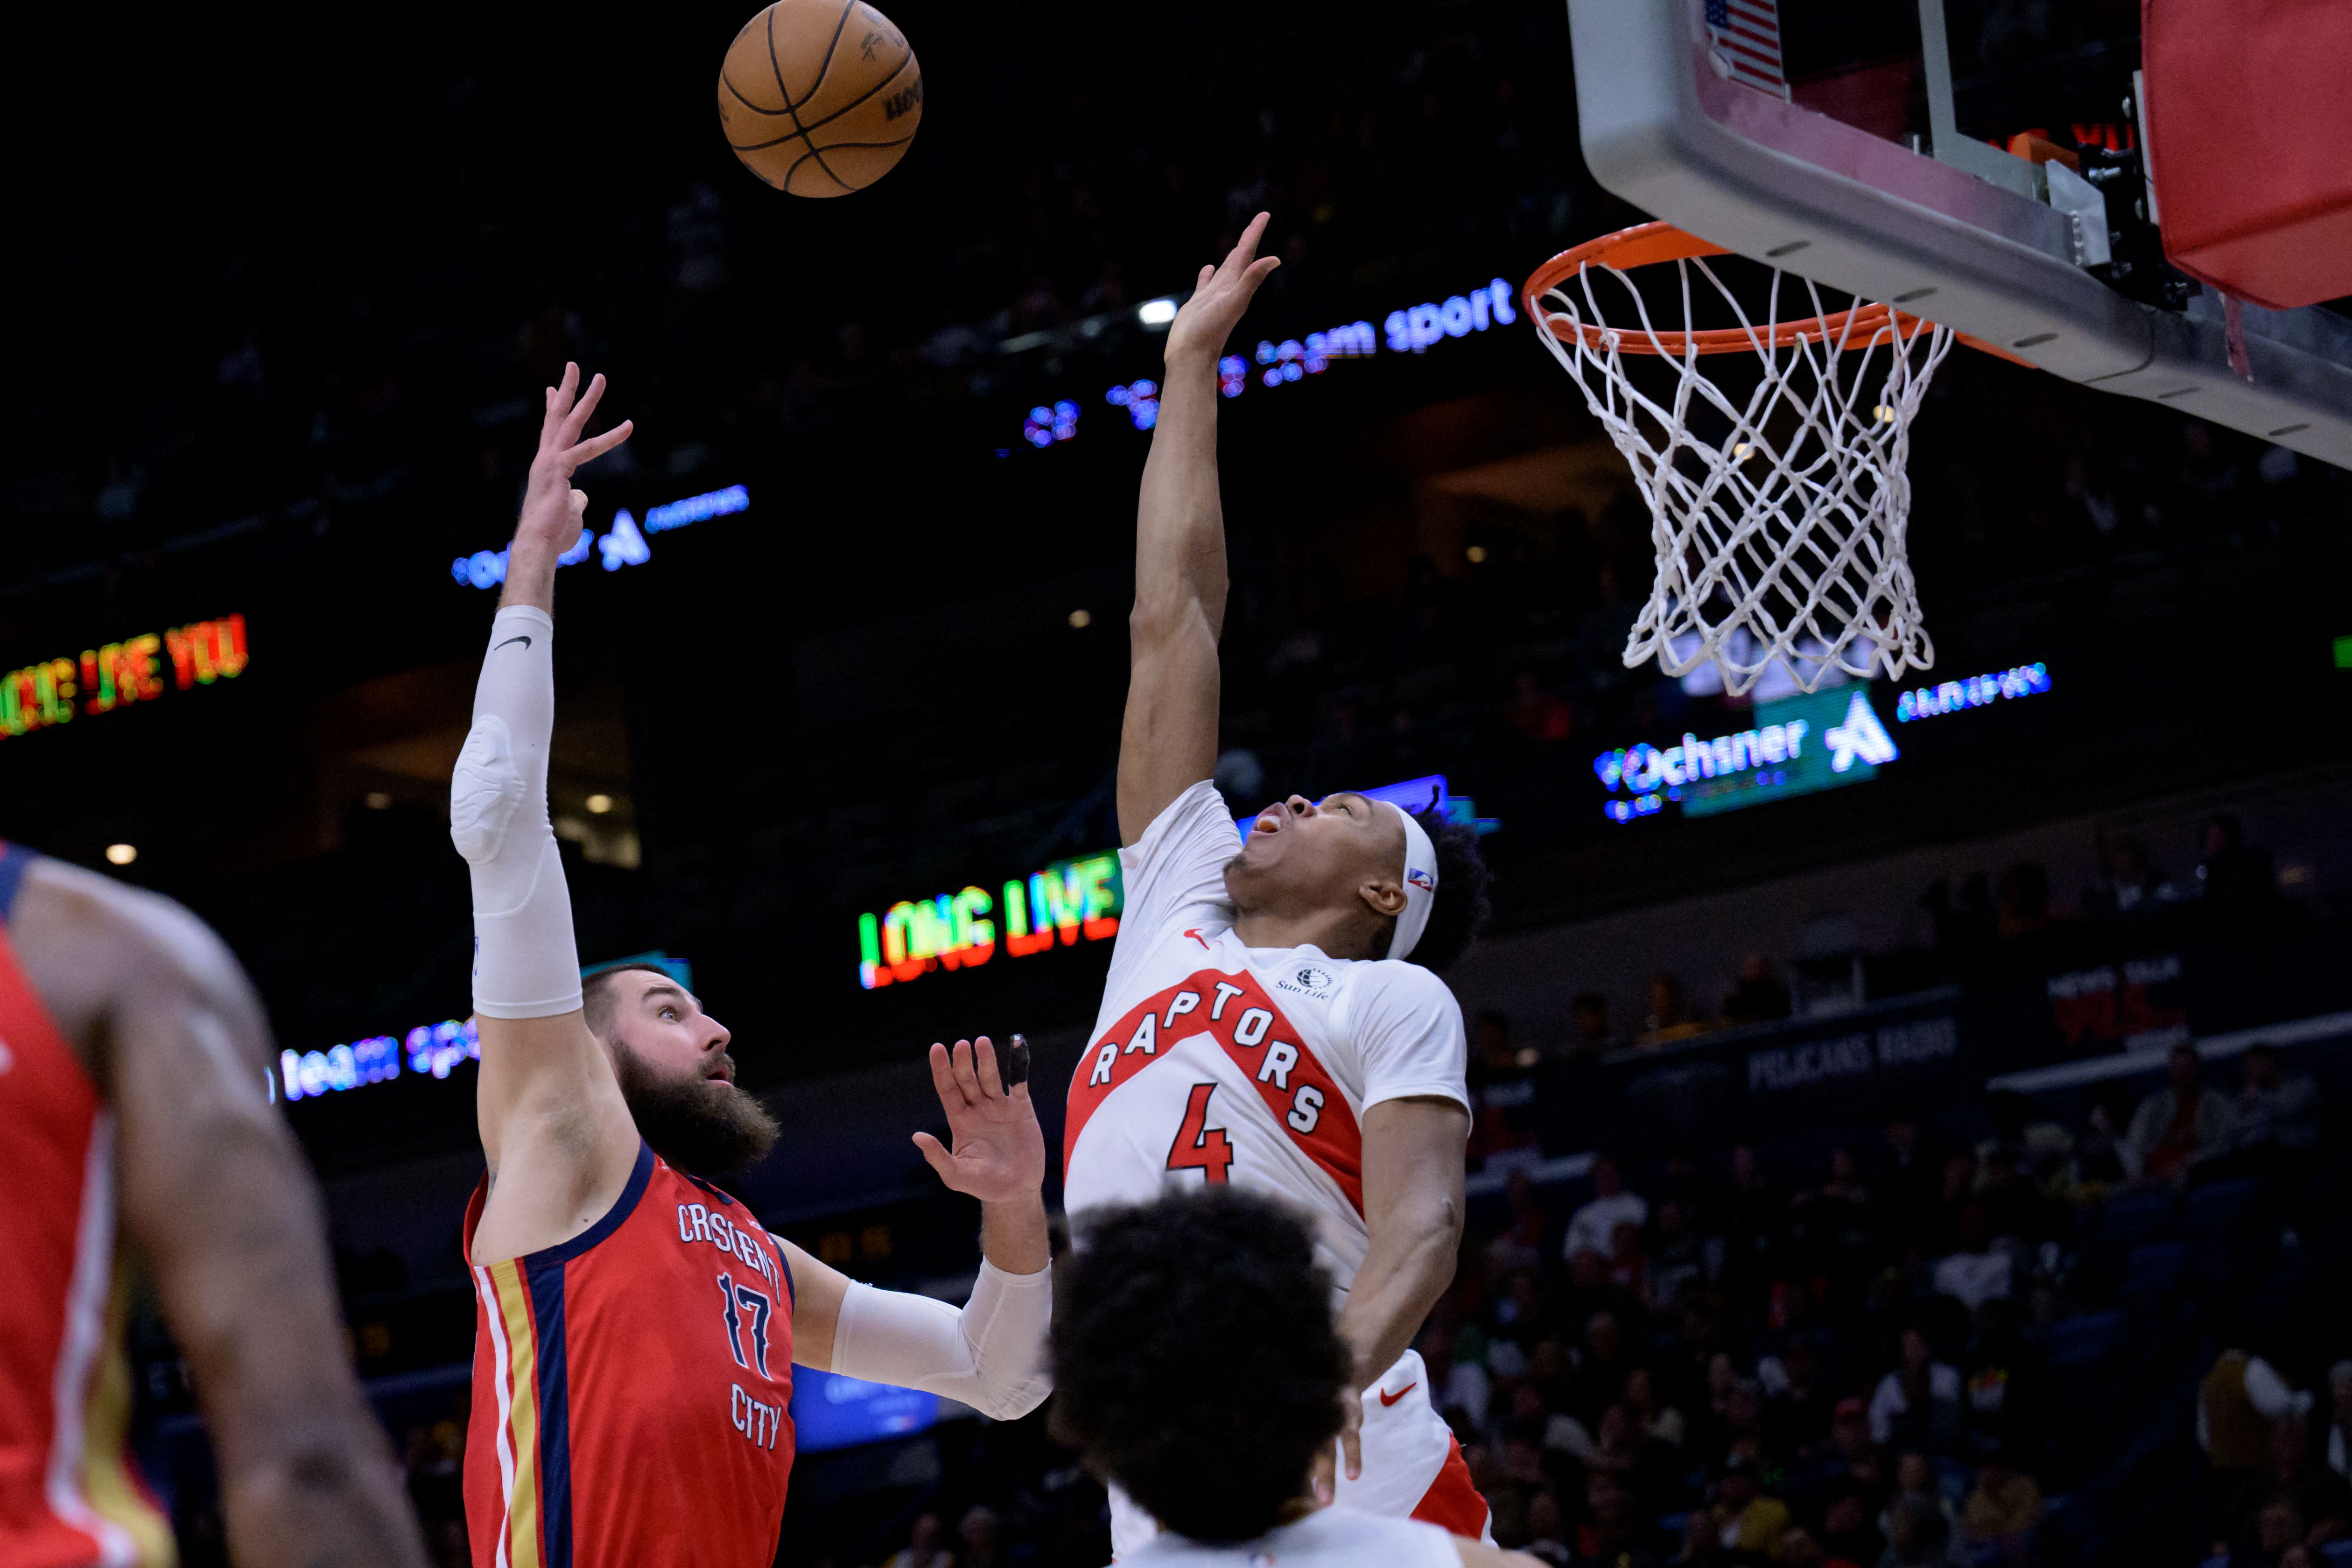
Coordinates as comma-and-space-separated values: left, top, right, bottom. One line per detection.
453, 485, 748, 589
858, 852, 1123, 990
857, 776, 1502, 991
1594, 684, 1897, 823
0, 615, 248, 742
274, 951, 691, 1103
1056, 276, 1521, 447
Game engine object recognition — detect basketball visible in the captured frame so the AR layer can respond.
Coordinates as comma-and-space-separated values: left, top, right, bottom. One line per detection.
717, 0, 923, 197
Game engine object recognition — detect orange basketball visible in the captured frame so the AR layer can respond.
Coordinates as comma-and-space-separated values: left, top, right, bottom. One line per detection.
717, 0, 923, 197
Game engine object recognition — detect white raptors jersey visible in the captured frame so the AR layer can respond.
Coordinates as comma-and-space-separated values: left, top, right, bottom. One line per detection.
1118, 1506, 1463, 1567
1063, 780, 1469, 1300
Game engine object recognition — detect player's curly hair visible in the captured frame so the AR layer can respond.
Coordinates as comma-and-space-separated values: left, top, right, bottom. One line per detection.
1049, 1188, 1351, 1543
1393, 808, 1490, 974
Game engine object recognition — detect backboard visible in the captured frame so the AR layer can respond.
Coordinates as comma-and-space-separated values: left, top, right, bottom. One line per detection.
1564, 0, 2352, 468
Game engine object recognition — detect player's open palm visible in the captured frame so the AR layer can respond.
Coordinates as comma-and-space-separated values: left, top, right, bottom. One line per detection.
1165, 211, 1280, 366
516, 361, 633, 556
913, 1036, 1045, 1205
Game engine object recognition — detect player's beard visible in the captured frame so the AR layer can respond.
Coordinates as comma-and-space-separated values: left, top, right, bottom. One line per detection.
611, 1043, 779, 1176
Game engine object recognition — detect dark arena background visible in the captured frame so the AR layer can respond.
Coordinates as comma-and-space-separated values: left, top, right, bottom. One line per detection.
10, 0, 2352, 1564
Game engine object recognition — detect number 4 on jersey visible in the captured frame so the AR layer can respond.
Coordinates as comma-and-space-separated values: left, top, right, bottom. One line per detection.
1166, 1082, 1234, 1183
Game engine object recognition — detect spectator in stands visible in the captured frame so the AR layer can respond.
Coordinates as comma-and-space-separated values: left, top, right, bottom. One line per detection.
1963, 1298, 2054, 1465
1523, 1488, 1573, 1566
1720, 954, 1793, 1026
1486, 1169, 1551, 1280
1702, 1456, 1790, 1559
1570, 991, 1620, 1061
1471, 1010, 1543, 1168
1577, 1471, 1665, 1567
2226, 1416, 2352, 1557
2327, 1363, 2352, 1484
2122, 1043, 2240, 1183
1818, 1483, 1885, 1568
1759, 1340, 1836, 1463
1566, 1154, 1650, 1263
1636, 973, 1709, 1048
1870, 1329, 1965, 1457
2080, 834, 2180, 920
1886, 1452, 1953, 1535
884, 1512, 952, 1568
2195, 814, 2279, 921
1879, 1491, 1953, 1568
1624, 1364, 1688, 1455
957, 1505, 1004, 1568
1930, 1201, 2014, 1313
1956, 1441, 2042, 1558
2205, 1346, 2318, 1518
1646, 1198, 1716, 1316
2230, 1044, 2324, 1165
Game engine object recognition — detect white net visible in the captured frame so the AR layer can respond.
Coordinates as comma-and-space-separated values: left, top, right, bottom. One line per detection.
1531, 241, 1954, 696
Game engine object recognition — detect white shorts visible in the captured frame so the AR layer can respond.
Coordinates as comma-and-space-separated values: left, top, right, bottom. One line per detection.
1107, 1350, 1491, 1557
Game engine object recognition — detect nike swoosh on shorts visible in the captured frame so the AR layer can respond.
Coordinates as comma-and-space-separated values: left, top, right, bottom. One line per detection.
1378, 1382, 1418, 1407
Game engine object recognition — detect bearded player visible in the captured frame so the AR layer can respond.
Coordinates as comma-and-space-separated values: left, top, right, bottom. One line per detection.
1064, 214, 1494, 1554
450, 366, 1052, 1568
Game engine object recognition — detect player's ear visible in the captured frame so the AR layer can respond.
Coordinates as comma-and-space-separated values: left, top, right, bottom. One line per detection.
1357, 875, 1406, 920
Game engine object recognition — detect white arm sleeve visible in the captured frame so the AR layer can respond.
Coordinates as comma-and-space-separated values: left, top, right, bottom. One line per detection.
828, 1261, 1053, 1421
451, 605, 582, 1019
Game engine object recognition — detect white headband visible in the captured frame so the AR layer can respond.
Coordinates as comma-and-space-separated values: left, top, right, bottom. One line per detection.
1385, 802, 1439, 961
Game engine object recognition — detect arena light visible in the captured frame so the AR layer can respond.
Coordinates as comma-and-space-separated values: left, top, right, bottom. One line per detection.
586, 793, 614, 814
1136, 297, 1180, 327
105, 843, 137, 866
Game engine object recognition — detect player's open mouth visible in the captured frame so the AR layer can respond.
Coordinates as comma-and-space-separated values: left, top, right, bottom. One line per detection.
1252, 806, 1285, 836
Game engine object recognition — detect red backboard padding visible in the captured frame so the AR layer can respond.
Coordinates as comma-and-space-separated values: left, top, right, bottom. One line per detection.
2143, 0, 2352, 309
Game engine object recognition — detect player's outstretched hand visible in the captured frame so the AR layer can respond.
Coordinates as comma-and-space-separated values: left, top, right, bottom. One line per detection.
912, 1036, 1046, 1206
1165, 211, 1280, 367
515, 362, 633, 562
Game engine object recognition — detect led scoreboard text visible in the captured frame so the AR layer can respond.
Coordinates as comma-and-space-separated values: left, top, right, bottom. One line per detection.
0, 614, 249, 741
858, 852, 1123, 990
854, 776, 1497, 992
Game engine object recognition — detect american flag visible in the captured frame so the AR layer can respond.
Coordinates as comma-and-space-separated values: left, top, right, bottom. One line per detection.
1705, 0, 1788, 97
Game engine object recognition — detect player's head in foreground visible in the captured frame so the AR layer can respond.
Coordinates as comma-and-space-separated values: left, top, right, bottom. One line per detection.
583, 961, 778, 1174
1051, 1186, 1352, 1541
1227, 792, 1490, 971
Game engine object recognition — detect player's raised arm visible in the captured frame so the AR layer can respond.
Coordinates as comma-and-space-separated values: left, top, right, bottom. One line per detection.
782, 1037, 1053, 1420
1118, 214, 1280, 844
455, 364, 642, 1263
14, 863, 428, 1568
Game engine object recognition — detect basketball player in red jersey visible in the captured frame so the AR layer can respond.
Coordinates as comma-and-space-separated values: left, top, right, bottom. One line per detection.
449, 367, 1053, 1568
1065, 214, 1495, 1554
0, 849, 427, 1567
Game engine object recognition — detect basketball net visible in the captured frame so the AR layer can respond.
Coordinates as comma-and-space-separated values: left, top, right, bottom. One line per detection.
1526, 223, 1953, 696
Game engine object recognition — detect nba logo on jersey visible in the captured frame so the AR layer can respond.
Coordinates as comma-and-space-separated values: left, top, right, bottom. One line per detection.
1406, 867, 1434, 892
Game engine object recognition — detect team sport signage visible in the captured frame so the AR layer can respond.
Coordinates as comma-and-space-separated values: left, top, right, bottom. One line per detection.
1592, 683, 1898, 824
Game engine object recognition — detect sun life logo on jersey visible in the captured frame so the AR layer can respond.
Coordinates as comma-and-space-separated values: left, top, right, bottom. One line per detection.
1823, 691, 1899, 773
1283, 964, 1334, 997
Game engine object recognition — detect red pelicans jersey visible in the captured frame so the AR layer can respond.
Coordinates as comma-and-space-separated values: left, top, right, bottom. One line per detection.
0, 843, 176, 1567
1063, 784, 1488, 1548
464, 1146, 796, 1568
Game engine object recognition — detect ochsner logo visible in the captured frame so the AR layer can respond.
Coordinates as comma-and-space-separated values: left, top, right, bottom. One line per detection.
1595, 717, 1816, 794
1824, 692, 1898, 773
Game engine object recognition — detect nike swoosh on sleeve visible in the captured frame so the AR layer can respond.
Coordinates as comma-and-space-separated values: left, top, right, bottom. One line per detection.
493, 635, 534, 652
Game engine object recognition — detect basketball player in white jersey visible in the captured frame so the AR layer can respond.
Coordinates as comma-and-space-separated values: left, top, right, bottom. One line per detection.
1052, 1187, 1534, 1568
1064, 213, 1495, 1551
